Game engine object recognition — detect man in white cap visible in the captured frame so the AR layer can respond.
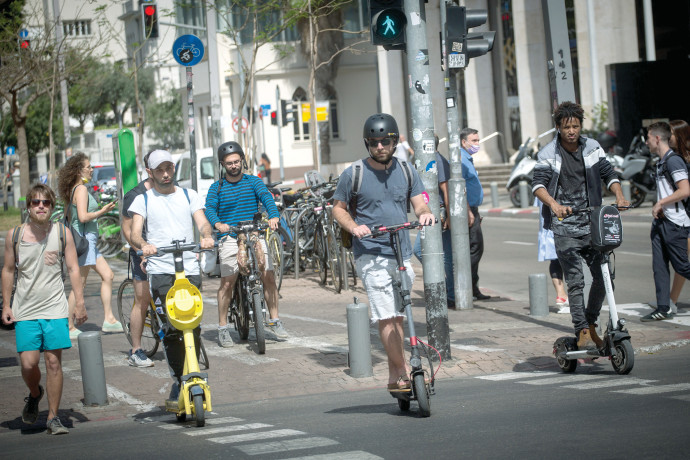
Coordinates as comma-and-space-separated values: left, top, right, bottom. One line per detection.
129, 149, 214, 401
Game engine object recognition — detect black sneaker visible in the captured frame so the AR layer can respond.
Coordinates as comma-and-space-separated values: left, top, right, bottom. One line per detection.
22, 385, 44, 424
640, 308, 673, 322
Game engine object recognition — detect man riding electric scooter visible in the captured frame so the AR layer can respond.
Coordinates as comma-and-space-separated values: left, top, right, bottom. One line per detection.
532, 101, 630, 349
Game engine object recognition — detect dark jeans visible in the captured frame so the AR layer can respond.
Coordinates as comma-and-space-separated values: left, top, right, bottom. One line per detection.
413, 227, 454, 301
149, 274, 202, 382
554, 233, 606, 334
651, 218, 690, 312
469, 207, 484, 295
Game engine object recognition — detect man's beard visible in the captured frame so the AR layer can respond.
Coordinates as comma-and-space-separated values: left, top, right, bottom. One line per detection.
225, 166, 242, 178
152, 175, 173, 188
369, 150, 394, 165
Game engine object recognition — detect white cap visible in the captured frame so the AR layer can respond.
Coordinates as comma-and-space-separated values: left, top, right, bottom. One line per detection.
148, 150, 174, 170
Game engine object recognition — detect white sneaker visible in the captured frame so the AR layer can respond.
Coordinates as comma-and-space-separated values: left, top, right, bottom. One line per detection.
556, 297, 570, 314
128, 348, 154, 367
218, 326, 234, 347
267, 319, 289, 339
670, 301, 678, 315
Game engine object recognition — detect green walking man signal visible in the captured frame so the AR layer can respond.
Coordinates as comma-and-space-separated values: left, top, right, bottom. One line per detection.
369, 0, 407, 50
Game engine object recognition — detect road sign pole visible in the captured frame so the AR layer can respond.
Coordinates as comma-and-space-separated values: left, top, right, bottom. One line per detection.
403, 0, 450, 360
186, 66, 197, 192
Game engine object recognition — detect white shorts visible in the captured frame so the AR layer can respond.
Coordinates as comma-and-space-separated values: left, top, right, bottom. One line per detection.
355, 254, 415, 322
218, 236, 273, 278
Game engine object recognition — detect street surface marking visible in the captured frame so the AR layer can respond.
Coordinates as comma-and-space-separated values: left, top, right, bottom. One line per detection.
613, 383, 690, 395
615, 251, 651, 257
209, 429, 305, 444
503, 241, 535, 246
668, 394, 690, 402
237, 437, 340, 455
477, 372, 556, 381
451, 344, 504, 353
184, 423, 272, 436
637, 339, 690, 353
280, 313, 348, 328
279, 451, 383, 460
601, 303, 690, 327
104, 383, 158, 412
562, 378, 657, 390
519, 374, 608, 385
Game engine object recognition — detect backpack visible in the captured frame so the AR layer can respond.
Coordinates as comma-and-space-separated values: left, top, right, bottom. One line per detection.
348, 157, 413, 218
659, 151, 690, 218
10, 223, 67, 307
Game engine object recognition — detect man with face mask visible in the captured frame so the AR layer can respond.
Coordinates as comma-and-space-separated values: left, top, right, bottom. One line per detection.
460, 127, 490, 300
204, 142, 283, 347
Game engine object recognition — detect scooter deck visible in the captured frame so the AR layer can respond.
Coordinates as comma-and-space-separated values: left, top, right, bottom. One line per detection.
389, 389, 413, 401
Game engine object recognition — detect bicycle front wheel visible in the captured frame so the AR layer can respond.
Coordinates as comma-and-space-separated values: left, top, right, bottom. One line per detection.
326, 227, 342, 293
266, 232, 284, 291
117, 279, 159, 357
314, 226, 327, 285
252, 291, 266, 354
231, 279, 249, 340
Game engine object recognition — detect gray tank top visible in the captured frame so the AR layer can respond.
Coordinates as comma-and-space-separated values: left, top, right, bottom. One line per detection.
12, 224, 68, 321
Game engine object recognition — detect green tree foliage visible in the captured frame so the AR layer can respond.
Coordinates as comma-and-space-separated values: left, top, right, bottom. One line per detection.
146, 89, 184, 149
93, 60, 155, 127
68, 57, 108, 131
1, 95, 65, 155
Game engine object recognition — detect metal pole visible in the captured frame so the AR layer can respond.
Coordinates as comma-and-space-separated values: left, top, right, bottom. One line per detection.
187, 66, 197, 192
586, 0, 600, 105
542, 0, 577, 105
519, 180, 530, 208
206, 1, 223, 158
276, 86, 285, 181
490, 181, 499, 208
643, 0, 656, 61
404, 0, 449, 360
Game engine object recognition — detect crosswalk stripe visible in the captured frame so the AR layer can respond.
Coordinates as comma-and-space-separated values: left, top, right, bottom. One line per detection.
237, 437, 340, 456
562, 378, 657, 390
451, 344, 504, 353
204, 416, 245, 425
476, 372, 556, 381
278, 451, 384, 460
519, 374, 607, 386
209, 429, 305, 444
668, 394, 690, 402
613, 383, 690, 395
184, 423, 272, 436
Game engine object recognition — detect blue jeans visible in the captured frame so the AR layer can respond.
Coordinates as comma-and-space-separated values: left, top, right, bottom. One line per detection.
413, 228, 454, 302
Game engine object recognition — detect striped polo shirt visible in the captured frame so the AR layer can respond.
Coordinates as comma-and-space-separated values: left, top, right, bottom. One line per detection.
204, 174, 279, 237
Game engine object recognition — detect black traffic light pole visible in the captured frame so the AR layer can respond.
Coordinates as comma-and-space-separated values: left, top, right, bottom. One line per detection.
401, 0, 451, 361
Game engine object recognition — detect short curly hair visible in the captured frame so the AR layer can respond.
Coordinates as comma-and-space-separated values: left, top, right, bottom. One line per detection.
57, 152, 88, 204
553, 101, 585, 128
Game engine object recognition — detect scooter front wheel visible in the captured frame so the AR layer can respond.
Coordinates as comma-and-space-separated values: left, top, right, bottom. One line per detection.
611, 339, 634, 375
413, 374, 431, 417
193, 394, 205, 427
554, 337, 578, 373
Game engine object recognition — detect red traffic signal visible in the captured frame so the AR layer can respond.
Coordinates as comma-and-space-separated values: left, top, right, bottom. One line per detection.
270, 111, 277, 126
19, 40, 30, 49
141, 2, 159, 39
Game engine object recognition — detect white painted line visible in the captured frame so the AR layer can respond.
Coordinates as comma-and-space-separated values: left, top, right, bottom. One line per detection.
562, 378, 657, 390
519, 374, 608, 385
283, 336, 348, 354
613, 383, 690, 395
280, 313, 348, 328
104, 383, 159, 412
238, 437, 339, 456
615, 251, 652, 257
158, 424, 184, 430
476, 372, 556, 381
279, 452, 384, 460
204, 416, 245, 425
451, 344, 505, 353
185, 423, 272, 436
503, 241, 535, 246
637, 339, 690, 353
668, 394, 690, 402
209, 429, 305, 444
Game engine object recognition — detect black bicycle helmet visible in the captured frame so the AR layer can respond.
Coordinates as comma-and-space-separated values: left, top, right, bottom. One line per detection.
362, 113, 399, 149
217, 141, 245, 163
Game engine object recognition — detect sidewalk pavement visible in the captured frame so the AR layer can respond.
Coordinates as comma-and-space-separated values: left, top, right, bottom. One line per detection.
0, 206, 685, 431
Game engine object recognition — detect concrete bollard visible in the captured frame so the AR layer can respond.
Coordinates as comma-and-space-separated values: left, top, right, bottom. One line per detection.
621, 180, 631, 203
528, 273, 549, 317
346, 297, 373, 377
78, 332, 108, 406
490, 181, 499, 208
519, 180, 531, 209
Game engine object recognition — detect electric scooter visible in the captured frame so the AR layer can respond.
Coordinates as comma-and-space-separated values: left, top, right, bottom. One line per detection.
364, 221, 438, 417
552, 206, 634, 375
139, 240, 213, 427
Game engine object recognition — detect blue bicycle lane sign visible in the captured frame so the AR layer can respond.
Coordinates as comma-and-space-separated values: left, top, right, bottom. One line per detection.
172, 34, 204, 67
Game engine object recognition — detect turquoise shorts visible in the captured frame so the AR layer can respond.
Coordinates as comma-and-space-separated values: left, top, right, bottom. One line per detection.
15, 318, 71, 353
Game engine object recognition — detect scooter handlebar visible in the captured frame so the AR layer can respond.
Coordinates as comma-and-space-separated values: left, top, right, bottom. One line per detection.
362, 219, 437, 239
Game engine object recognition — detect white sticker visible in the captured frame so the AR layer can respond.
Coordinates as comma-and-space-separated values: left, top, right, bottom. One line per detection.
448, 53, 466, 69
423, 140, 435, 154
412, 128, 423, 142
410, 12, 421, 26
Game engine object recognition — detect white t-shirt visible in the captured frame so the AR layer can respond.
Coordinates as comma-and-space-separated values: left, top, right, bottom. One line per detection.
129, 187, 205, 275
394, 140, 412, 163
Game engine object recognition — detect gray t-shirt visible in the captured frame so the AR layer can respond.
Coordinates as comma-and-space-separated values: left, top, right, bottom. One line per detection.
333, 158, 425, 258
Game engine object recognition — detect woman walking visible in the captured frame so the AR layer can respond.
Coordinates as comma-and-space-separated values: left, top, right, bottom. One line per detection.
57, 153, 121, 337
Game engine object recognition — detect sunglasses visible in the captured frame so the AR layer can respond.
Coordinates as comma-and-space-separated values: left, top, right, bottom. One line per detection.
31, 199, 52, 207
367, 137, 394, 147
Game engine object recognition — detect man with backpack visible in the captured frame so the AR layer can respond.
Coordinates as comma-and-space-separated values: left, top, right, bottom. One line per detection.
129, 150, 214, 400
1, 184, 86, 434
333, 113, 434, 391
642, 121, 690, 322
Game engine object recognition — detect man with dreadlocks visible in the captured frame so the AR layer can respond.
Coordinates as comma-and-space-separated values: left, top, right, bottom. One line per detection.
532, 101, 629, 350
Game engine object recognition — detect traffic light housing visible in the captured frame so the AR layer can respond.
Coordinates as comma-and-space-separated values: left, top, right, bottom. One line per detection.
141, 1, 159, 39
280, 100, 294, 127
270, 111, 277, 126
445, 6, 495, 69
369, 0, 407, 51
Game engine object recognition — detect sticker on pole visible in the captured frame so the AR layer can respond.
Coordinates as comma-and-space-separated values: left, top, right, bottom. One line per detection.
172, 34, 204, 66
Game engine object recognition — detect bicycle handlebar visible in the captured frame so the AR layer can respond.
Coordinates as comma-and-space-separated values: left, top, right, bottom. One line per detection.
227, 220, 269, 235
136, 239, 217, 257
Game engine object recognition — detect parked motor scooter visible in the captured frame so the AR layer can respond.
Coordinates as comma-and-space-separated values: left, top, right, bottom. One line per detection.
506, 128, 556, 207
613, 129, 656, 208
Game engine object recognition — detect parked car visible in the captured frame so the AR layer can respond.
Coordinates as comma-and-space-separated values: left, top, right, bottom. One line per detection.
175, 148, 216, 200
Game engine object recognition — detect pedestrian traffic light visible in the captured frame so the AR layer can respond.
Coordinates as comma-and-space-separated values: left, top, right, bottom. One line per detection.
19, 39, 30, 50
280, 99, 294, 127
369, 0, 407, 50
270, 111, 277, 126
445, 6, 495, 69
141, 1, 159, 39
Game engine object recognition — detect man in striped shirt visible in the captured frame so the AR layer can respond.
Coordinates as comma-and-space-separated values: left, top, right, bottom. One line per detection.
205, 142, 284, 347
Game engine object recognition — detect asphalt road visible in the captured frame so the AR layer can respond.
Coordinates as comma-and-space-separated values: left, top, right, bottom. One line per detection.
2, 346, 688, 459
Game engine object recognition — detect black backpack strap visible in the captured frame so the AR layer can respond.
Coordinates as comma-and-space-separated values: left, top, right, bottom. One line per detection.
396, 158, 413, 213
349, 159, 364, 218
